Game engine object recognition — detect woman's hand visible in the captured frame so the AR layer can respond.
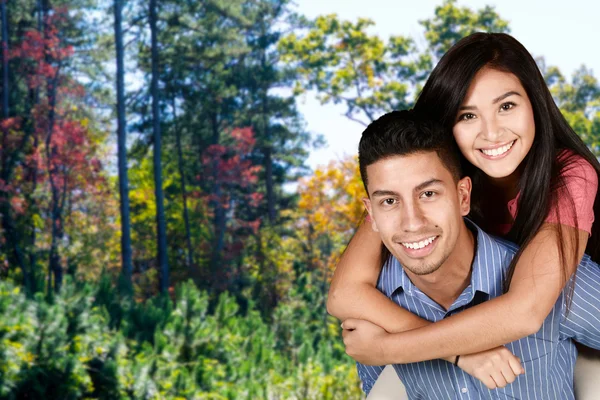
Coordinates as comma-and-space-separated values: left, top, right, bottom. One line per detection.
342, 318, 524, 391
457, 346, 524, 389
341, 319, 390, 365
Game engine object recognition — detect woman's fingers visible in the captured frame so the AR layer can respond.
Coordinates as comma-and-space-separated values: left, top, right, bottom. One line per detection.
508, 355, 524, 376
490, 370, 508, 389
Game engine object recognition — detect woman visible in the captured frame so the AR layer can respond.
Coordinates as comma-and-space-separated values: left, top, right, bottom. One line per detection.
329, 32, 600, 391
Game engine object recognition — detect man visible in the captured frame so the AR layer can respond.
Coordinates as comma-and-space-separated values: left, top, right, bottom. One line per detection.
342, 110, 600, 399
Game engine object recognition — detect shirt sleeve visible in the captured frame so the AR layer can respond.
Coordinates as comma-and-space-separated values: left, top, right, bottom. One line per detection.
546, 154, 597, 234
559, 258, 600, 349
356, 362, 385, 395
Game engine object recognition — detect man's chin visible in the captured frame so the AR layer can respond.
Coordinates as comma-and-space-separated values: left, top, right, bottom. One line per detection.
399, 260, 443, 276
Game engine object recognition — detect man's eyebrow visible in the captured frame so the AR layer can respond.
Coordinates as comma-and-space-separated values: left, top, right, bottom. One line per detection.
414, 179, 444, 192
371, 180, 443, 197
371, 190, 399, 197
458, 91, 522, 111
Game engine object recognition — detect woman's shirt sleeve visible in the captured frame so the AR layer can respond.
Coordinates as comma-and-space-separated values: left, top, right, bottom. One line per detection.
546, 154, 598, 235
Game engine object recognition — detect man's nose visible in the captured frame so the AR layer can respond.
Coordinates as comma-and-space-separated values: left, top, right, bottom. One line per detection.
400, 203, 426, 232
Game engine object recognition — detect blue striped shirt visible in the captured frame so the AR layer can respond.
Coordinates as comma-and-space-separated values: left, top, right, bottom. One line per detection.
357, 220, 600, 399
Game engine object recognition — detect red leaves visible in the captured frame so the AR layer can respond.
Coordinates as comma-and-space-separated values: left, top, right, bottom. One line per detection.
10, 196, 25, 215
10, 9, 75, 90
0, 117, 21, 132
202, 128, 260, 190
201, 127, 263, 260
248, 192, 264, 208
0, 6, 106, 220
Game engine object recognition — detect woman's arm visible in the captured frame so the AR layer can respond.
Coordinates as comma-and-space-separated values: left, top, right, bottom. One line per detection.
327, 220, 431, 333
380, 224, 589, 363
373, 155, 598, 362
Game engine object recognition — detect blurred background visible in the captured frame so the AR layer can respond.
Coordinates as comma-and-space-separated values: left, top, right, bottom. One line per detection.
0, 0, 598, 398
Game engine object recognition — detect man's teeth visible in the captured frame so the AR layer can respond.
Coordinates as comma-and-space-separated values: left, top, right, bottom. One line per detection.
481, 141, 514, 157
401, 236, 436, 250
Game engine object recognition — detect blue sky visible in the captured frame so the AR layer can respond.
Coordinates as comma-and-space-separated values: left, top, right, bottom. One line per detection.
291, 0, 600, 169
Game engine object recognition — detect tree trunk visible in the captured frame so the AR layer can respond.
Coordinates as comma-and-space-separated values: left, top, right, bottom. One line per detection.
209, 112, 226, 284
46, 75, 62, 293
0, 202, 28, 286
114, 0, 133, 285
172, 96, 194, 270
1, 0, 8, 119
260, 28, 276, 223
150, 0, 169, 293
263, 144, 275, 222
40, 0, 64, 293
26, 0, 44, 294
0, 1, 35, 291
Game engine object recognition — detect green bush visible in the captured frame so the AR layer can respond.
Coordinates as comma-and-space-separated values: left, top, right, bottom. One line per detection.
0, 277, 362, 399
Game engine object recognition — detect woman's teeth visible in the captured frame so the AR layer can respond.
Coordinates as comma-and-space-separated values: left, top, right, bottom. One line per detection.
401, 236, 436, 250
480, 140, 515, 157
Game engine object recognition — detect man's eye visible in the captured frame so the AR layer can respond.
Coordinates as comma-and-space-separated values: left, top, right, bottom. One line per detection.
421, 191, 435, 198
383, 198, 396, 205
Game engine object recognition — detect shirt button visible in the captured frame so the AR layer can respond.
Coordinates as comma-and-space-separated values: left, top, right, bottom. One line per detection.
461, 388, 468, 393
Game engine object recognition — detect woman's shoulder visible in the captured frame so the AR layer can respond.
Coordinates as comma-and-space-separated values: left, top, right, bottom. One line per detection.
556, 149, 597, 183
547, 149, 598, 233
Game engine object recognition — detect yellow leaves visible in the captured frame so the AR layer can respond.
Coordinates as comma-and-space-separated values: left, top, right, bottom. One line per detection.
2, 339, 35, 368
315, 14, 336, 32
298, 156, 366, 236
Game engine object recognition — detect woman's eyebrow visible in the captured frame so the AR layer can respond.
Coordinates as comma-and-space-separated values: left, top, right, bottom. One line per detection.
492, 90, 521, 104
459, 90, 522, 111
458, 104, 476, 111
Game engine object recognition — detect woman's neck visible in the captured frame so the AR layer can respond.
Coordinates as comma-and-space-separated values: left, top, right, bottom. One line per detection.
486, 166, 523, 202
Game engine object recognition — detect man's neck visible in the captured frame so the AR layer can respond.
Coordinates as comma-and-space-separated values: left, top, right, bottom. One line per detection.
406, 223, 476, 311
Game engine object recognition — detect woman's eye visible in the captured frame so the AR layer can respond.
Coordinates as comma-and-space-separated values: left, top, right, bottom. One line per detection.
500, 102, 515, 111
458, 113, 476, 121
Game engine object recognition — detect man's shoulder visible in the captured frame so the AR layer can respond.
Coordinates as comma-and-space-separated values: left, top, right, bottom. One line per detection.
476, 227, 519, 259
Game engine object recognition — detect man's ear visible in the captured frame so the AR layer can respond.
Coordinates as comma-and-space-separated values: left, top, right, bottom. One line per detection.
457, 176, 472, 216
362, 198, 379, 232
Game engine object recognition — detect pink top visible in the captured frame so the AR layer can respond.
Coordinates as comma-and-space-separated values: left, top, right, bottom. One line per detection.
497, 150, 598, 236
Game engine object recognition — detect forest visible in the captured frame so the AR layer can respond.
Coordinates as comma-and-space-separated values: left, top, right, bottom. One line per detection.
0, 0, 598, 398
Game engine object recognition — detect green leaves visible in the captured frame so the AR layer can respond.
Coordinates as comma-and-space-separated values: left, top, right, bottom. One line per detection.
537, 58, 600, 154
280, 0, 511, 126
421, 0, 509, 61
0, 276, 361, 399
280, 13, 418, 125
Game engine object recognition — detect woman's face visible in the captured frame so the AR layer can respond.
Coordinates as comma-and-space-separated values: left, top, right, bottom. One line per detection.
452, 67, 536, 183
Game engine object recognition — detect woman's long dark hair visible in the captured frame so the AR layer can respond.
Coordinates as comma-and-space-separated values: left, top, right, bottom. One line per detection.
413, 32, 600, 293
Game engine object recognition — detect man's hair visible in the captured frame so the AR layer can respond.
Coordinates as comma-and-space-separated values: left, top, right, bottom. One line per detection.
358, 110, 463, 193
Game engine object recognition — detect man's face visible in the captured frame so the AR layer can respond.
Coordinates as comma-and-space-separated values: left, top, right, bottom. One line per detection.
363, 152, 471, 275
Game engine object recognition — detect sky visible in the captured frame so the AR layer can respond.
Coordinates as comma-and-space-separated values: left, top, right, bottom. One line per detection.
291, 0, 600, 169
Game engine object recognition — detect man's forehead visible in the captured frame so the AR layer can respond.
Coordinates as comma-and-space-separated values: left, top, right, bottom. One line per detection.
366, 152, 452, 188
